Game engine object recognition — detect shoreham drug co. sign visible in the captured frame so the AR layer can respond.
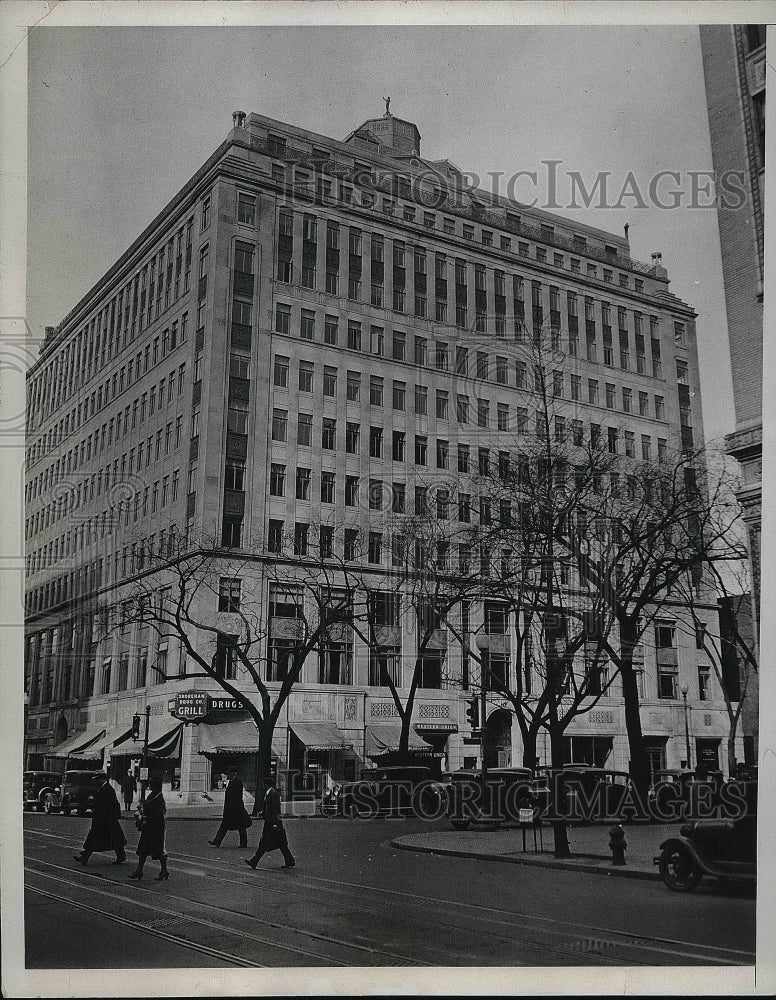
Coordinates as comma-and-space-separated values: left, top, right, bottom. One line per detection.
168, 691, 246, 721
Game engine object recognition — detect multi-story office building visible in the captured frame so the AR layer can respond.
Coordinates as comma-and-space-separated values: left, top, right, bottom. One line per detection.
700, 23, 765, 761
24, 107, 735, 803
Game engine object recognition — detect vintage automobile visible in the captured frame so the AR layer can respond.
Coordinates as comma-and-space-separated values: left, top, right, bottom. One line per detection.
537, 765, 641, 823
23, 771, 62, 812
43, 769, 100, 816
648, 768, 726, 820
337, 766, 447, 818
654, 780, 757, 892
447, 767, 542, 830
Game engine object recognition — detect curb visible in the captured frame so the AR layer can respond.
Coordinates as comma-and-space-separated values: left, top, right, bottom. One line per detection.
390, 837, 661, 881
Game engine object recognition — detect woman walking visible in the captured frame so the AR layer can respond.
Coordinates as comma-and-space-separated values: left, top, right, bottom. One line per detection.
128, 776, 169, 881
244, 776, 295, 870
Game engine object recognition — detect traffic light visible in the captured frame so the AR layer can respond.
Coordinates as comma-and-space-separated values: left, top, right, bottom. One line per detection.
132, 714, 141, 740
465, 697, 479, 729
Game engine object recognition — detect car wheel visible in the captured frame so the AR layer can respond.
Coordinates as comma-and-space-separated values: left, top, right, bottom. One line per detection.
659, 846, 703, 892
63, 808, 72, 816
450, 818, 471, 831
43, 794, 57, 815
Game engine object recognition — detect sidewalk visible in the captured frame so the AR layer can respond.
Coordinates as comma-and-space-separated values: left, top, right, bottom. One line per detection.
391, 822, 684, 880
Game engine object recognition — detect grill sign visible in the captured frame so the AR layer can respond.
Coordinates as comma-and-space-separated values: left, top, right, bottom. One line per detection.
169, 692, 208, 721
168, 691, 245, 720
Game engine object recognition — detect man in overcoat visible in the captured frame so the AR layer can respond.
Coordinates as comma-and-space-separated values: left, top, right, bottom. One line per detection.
244, 776, 296, 869
209, 767, 252, 848
73, 772, 127, 865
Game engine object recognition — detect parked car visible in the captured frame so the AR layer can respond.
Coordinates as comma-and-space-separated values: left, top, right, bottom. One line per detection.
655, 780, 757, 891
648, 769, 725, 820
447, 767, 543, 830
338, 766, 447, 818
537, 765, 640, 823
44, 769, 100, 816
23, 771, 62, 812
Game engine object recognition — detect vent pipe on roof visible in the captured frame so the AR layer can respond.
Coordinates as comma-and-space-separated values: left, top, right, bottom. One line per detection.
232, 111, 246, 129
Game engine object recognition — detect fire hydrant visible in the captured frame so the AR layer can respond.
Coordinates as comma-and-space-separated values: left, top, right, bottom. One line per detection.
609, 823, 627, 866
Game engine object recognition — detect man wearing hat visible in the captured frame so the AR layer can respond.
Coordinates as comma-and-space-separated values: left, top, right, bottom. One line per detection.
73, 772, 127, 865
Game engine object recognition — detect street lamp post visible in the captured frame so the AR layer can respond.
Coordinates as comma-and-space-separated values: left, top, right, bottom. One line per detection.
680, 683, 691, 770
475, 637, 488, 801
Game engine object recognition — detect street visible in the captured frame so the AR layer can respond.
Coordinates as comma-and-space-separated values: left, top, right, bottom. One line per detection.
24, 811, 755, 968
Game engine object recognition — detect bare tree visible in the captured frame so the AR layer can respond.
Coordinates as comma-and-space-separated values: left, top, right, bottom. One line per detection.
117, 525, 369, 806
355, 500, 482, 763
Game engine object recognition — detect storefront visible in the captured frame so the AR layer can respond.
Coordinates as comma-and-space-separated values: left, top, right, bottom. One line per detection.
109, 717, 183, 791
45, 726, 107, 773
288, 722, 357, 793
365, 724, 445, 777
196, 718, 285, 795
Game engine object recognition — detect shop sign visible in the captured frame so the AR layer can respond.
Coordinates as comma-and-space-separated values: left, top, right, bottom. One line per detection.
415, 722, 458, 732
208, 696, 244, 712
169, 691, 208, 721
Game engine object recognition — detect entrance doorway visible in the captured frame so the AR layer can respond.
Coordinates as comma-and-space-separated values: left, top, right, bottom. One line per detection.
483, 709, 512, 768
695, 738, 721, 773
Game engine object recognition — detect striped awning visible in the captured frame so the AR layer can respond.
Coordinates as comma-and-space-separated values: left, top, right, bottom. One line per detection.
290, 722, 353, 752
365, 725, 430, 756
197, 721, 285, 757
110, 718, 183, 759
70, 725, 135, 761
47, 727, 106, 759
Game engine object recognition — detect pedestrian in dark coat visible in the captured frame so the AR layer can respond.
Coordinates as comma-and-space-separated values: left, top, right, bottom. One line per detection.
244, 776, 295, 869
73, 772, 127, 865
121, 771, 136, 812
209, 768, 252, 848
128, 776, 169, 881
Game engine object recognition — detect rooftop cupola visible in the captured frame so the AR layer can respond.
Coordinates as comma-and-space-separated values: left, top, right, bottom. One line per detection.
344, 98, 421, 158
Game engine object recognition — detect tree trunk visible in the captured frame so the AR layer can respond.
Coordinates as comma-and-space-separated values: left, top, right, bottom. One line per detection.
548, 715, 570, 858
251, 723, 274, 816
521, 726, 539, 771
618, 618, 650, 799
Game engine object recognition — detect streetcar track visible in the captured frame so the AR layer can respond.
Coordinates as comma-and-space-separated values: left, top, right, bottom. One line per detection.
25, 859, 430, 967
24, 826, 755, 966
25, 884, 264, 969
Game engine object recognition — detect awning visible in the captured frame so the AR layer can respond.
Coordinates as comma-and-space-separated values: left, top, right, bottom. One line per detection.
47, 727, 106, 759
291, 723, 353, 752
70, 725, 135, 761
111, 718, 183, 759
197, 720, 285, 757
365, 724, 430, 756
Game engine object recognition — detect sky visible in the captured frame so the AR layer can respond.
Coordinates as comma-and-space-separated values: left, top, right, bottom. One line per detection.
26, 23, 736, 444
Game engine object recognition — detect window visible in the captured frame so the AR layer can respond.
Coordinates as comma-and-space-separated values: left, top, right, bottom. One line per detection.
392, 430, 406, 461
655, 621, 676, 649
271, 408, 287, 441
344, 529, 359, 561
370, 377, 384, 407
218, 577, 241, 613
392, 330, 406, 361
371, 326, 384, 356
275, 303, 291, 335
201, 195, 211, 230
414, 336, 427, 365
571, 375, 581, 401
347, 322, 362, 351
270, 463, 286, 496
268, 519, 283, 553
437, 439, 449, 469
346, 422, 360, 453
624, 430, 635, 458
654, 395, 665, 421
294, 522, 309, 556
658, 666, 678, 700
641, 435, 651, 461
436, 390, 449, 420
321, 471, 335, 504
392, 482, 406, 513
606, 383, 616, 409
457, 443, 469, 473
345, 476, 359, 507
415, 435, 428, 466
298, 360, 314, 392
322, 417, 336, 450
297, 412, 313, 446
497, 403, 510, 431
296, 467, 311, 501
392, 381, 406, 411
300, 309, 315, 341
369, 427, 383, 458
588, 379, 599, 405
237, 193, 256, 225
368, 531, 382, 564
324, 315, 338, 345
698, 667, 711, 702
414, 385, 428, 415
273, 355, 289, 388
323, 366, 337, 397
